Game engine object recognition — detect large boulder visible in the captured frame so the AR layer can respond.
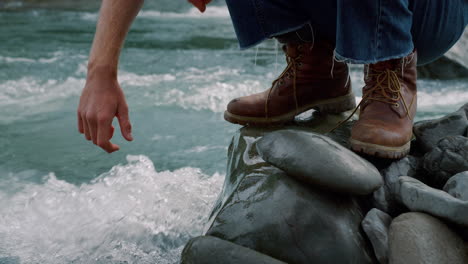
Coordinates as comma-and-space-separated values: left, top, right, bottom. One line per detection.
362, 209, 392, 264
413, 104, 468, 153
423, 135, 468, 187
181, 236, 286, 264
417, 56, 468, 79
418, 28, 468, 79
446, 28, 468, 72
256, 130, 383, 195
444, 171, 468, 201
395, 176, 468, 226
388, 212, 468, 264
203, 127, 376, 264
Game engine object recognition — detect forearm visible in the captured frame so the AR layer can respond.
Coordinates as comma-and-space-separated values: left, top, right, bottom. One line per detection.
87, 0, 144, 79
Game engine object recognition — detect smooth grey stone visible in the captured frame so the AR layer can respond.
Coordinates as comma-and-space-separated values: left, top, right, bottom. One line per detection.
389, 212, 468, 264
256, 130, 382, 195
444, 171, 468, 201
181, 236, 286, 264
362, 208, 392, 264
395, 176, 468, 226
423, 135, 468, 186
414, 104, 467, 153
372, 156, 420, 214
205, 127, 376, 264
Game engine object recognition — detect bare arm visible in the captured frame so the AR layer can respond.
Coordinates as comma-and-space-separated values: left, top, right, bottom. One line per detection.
78, 0, 144, 153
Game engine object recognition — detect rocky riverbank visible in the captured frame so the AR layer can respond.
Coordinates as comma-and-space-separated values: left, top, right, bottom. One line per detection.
181, 102, 468, 264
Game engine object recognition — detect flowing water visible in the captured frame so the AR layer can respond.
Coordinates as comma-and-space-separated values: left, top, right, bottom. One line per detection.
0, 1, 467, 263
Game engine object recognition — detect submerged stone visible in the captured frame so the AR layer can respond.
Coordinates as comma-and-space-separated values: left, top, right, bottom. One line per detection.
203, 127, 375, 264
256, 130, 382, 195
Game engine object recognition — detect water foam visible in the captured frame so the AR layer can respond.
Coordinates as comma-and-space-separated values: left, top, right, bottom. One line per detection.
0, 155, 223, 264
80, 6, 230, 22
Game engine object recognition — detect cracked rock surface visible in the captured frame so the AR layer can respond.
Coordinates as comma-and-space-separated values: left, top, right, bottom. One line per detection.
423, 135, 468, 186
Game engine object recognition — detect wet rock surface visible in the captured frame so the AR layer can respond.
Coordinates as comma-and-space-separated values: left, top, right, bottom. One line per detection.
181, 236, 286, 264
202, 125, 376, 264
444, 171, 468, 201
413, 104, 467, 153
182, 107, 468, 263
362, 208, 392, 264
257, 130, 382, 195
389, 212, 468, 264
423, 135, 468, 187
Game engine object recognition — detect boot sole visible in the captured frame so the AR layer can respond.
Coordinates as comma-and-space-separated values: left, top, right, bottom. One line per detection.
349, 138, 411, 159
224, 92, 356, 126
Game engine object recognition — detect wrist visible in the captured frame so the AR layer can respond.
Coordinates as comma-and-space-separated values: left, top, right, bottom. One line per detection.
87, 63, 118, 81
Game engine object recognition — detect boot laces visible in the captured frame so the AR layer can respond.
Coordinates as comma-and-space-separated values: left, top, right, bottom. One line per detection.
330, 67, 412, 132
363, 68, 411, 119
265, 47, 303, 118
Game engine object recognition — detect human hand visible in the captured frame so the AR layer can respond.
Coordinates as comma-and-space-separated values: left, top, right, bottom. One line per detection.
77, 69, 133, 153
188, 0, 212, 12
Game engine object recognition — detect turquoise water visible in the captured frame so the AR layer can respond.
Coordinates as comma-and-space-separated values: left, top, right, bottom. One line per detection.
0, 2, 467, 263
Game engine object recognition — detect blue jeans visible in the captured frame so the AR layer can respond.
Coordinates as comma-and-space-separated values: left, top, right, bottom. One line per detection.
225, 0, 468, 65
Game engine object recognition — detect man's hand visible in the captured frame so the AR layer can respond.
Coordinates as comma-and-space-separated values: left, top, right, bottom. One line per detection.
188, 0, 212, 12
78, 69, 133, 153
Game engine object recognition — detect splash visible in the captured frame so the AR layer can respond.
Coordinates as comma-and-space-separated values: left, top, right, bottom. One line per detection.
0, 155, 224, 264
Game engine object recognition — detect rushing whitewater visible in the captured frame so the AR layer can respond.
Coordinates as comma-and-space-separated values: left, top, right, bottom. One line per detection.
0, 3, 466, 264
0, 156, 223, 263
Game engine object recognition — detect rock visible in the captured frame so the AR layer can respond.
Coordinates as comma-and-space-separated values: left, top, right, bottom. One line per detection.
446, 28, 468, 71
256, 130, 383, 195
423, 135, 468, 186
413, 104, 468, 153
205, 127, 376, 264
362, 208, 392, 264
444, 171, 468, 201
395, 176, 468, 226
388, 212, 468, 264
417, 56, 468, 79
372, 156, 420, 214
181, 236, 286, 264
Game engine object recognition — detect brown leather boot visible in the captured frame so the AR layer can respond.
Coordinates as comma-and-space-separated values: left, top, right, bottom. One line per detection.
224, 41, 356, 126
350, 51, 418, 159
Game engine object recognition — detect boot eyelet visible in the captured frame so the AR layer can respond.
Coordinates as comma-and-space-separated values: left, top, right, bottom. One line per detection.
297, 45, 303, 51
298, 62, 302, 67
393, 103, 399, 108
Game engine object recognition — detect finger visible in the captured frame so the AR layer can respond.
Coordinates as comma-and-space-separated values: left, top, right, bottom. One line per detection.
87, 115, 98, 144
97, 116, 120, 153
77, 111, 84, 134
82, 114, 92, 141
188, 0, 206, 12
117, 105, 133, 141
